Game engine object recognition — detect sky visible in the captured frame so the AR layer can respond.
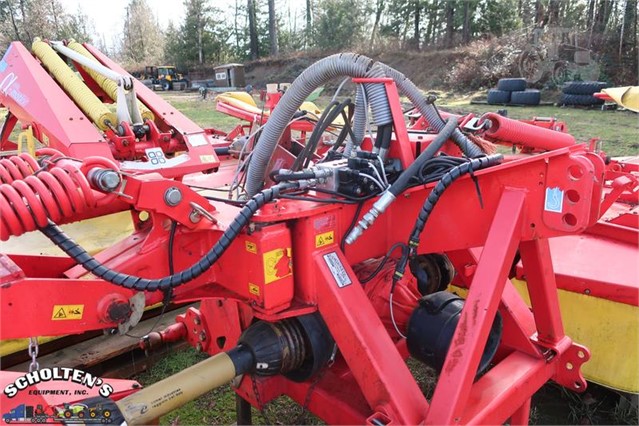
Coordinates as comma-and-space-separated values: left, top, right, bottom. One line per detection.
58, 0, 299, 49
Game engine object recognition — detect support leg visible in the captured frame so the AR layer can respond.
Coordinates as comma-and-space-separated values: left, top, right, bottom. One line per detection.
426, 190, 526, 424
510, 398, 532, 425
236, 394, 252, 425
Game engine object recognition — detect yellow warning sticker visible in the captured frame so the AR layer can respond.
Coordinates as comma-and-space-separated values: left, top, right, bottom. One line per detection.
248, 283, 260, 296
263, 248, 292, 284
51, 305, 84, 321
199, 155, 217, 164
245, 241, 257, 254
315, 231, 335, 248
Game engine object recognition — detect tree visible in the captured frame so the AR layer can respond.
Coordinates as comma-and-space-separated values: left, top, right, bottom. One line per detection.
314, 0, 367, 51
305, 0, 313, 48
247, 0, 259, 59
120, 0, 164, 67
268, 0, 278, 55
370, 0, 384, 49
444, 0, 455, 48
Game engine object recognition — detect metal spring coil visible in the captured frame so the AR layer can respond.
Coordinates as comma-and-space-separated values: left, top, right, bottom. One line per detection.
0, 160, 98, 240
0, 153, 40, 184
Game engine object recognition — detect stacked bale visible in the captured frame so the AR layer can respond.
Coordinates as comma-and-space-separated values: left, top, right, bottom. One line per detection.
560, 81, 610, 106
487, 78, 540, 105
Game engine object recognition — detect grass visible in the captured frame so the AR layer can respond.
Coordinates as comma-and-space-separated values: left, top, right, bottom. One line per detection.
130, 92, 637, 425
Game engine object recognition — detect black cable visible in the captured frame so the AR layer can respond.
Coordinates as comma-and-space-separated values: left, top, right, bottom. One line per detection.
292, 100, 340, 171
279, 194, 358, 205
39, 182, 298, 291
340, 202, 365, 252
358, 242, 408, 284
202, 195, 246, 206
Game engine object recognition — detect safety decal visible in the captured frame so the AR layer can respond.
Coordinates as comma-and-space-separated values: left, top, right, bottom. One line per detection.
51, 305, 84, 321
323, 252, 352, 288
544, 187, 564, 213
263, 248, 292, 284
245, 241, 257, 254
315, 231, 335, 248
199, 154, 216, 164
248, 283, 260, 296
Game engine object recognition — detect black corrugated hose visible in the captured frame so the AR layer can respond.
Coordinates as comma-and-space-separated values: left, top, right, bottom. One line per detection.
392, 154, 503, 283
39, 182, 298, 291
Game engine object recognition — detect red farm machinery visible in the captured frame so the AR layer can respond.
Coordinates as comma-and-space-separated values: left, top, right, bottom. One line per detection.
0, 39, 637, 425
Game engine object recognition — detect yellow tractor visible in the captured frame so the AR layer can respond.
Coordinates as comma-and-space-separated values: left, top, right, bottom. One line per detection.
142, 65, 188, 90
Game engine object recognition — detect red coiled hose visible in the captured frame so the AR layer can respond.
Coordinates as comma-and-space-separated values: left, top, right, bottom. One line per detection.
482, 112, 575, 151
0, 153, 119, 241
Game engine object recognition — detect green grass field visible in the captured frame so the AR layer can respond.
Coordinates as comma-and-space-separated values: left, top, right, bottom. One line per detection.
129, 92, 638, 425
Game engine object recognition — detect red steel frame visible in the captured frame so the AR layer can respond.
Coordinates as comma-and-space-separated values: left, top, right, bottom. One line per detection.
1, 41, 636, 425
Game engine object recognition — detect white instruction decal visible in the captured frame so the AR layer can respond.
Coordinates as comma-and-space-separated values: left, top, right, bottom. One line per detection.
187, 134, 208, 147
544, 187, 564, 213
323, 252, 352, 288
120, 148, 189, 171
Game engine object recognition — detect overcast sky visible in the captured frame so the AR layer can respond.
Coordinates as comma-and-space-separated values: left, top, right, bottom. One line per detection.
58, 0, 300, 49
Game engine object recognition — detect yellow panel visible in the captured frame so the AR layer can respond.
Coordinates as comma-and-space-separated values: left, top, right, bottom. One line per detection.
450, 281, 639, 393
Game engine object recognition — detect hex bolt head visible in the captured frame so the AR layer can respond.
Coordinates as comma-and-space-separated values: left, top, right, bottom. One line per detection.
98, 171, 121, 192
164, 187, 183, 206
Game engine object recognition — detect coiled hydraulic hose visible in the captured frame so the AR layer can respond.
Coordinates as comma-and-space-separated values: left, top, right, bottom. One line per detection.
31, 38, 117, 131
0, 153, 40, 184
373, 63, 483, 158
245, 53, 393, 197
39, 182, 297, 291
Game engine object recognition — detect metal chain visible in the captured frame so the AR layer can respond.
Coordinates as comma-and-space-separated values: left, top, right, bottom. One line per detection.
295, 369, 327, 425
251, 375, 272, 425
28, 337, 40, 372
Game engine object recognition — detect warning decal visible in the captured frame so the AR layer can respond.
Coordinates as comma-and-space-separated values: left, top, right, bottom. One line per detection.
245, 241, 257, 254
51, 305, 84, 320
263, 248, 292, 284
323, 252, 352, 288
315, 231, 335, 248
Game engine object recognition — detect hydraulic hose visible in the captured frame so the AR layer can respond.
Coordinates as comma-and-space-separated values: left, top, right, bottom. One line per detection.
373, 63, 483, 158
39, 183, 296, 291
388, 118, 459, 196
391, 154, 504, 283
245, 53, 392, 197
344, 85, 368, 157
344, 118, 459, 245
407, 154, 504, 248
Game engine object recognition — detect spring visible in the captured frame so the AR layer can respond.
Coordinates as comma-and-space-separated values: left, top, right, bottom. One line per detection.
0, 161, 98, 241
0, 153, 40, 184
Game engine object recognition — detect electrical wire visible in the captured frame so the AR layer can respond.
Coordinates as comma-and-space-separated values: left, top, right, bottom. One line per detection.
389, 292, 407, 339
358, 242, 408, 284
125, 221, 178, 338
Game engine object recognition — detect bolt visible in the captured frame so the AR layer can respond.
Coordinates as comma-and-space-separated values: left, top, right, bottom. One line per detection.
199, 331, 207, 341
164, 187, 182, 206
193, 316, 201, 325
189, 210, 201, 223
89, 169, 121, 192
195, 342, 203, 352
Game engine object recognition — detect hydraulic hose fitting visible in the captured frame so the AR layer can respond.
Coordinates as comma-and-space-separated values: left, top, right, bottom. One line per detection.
345, 191, 395, 244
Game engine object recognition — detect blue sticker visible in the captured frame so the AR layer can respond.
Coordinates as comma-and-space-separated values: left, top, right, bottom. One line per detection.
0, 45, 12, 71
544, 187, 564, 213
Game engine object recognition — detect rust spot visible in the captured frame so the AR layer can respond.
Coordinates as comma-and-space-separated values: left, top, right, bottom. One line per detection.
472, 300, 479, 325
453, 316, 467, 347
